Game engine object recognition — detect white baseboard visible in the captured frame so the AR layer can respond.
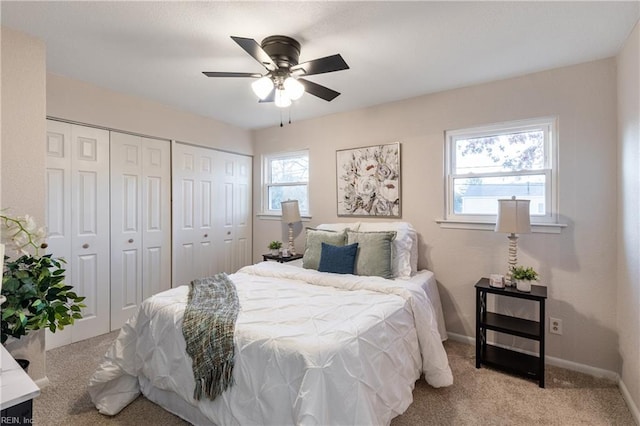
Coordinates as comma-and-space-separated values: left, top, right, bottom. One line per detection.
34, 376, 50, 389
447, 332, 638, 424
447, 332, 474, 346
619, 379, 640, 425
448, 332, 617, 378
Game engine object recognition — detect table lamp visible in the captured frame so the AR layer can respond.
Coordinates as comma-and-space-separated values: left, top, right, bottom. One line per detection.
281, 200, 301, 255
495, 196, 531, 285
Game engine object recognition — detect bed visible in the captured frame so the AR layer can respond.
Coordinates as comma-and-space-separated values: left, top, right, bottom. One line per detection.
89, 222, 453, 425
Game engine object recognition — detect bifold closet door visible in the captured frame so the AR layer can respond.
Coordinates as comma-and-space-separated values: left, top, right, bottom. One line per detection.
110, 132, 171, 330
45, 120, 110, 349
173, 143, 252, 286
214, 152, 252, 273
172, 143, 216, 287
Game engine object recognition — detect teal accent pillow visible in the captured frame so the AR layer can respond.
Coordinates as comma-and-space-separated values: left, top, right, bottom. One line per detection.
302, 228, 348, 270
318, 242, 359, 274
347, 231, 396, 279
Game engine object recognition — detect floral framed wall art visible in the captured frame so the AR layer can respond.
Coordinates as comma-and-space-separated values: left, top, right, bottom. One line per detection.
336, 142, 401, 217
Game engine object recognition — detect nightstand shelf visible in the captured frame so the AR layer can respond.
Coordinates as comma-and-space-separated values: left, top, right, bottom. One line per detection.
475, 277, 547, 387
480, 344, 541, 380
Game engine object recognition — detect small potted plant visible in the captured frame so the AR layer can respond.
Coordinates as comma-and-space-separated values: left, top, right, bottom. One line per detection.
510, 265, 539, 292
268, 240, 282, 256
1, 212, 86, 349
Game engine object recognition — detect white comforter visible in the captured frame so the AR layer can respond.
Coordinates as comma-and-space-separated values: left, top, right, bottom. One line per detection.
89, 262, 453, 425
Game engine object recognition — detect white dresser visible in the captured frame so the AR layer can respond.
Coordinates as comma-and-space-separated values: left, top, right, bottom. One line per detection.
0, 345, 40, 424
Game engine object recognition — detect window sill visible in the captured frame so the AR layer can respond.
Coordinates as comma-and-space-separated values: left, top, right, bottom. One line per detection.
435, 219, 566, 234
257, 213, 312, 222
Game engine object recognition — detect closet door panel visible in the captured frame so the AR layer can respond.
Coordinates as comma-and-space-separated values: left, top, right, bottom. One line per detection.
173, 143, 216, 286
234, 157, 252, 270
141, 138, 171, 298
110, 132, 143, 330
173, 144, 197, 287
45, 121, 73, 349
213, 152, 252, 274
111, 133, 171, 328
173, 144, 252, 283
69, 124, 110, 342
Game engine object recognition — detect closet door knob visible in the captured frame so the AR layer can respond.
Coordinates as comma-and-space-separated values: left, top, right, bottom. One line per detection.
227, 231, 231, 235
128, 239, 134, 243
204, 234, 208, 238
82, 243, 89, 249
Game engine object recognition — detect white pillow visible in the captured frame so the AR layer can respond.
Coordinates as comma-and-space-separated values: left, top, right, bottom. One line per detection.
358, 222, 415, 278
316, 222, 360, 232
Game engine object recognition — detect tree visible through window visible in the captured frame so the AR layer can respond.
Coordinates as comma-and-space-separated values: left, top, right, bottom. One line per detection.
445, 117, 557, 222
264, 150, 309, 214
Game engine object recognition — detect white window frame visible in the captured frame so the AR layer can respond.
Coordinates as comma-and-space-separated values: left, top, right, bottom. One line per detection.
443, 117, 560, 228
261, 149, 309, 216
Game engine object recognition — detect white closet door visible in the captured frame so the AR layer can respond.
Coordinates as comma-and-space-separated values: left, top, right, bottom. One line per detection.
233, 154, 252, 271
214, 152, 252, 274
172, 143, 215, 287
110, 132, 170, 330
141, 137, 171, 299
69, 125, 111, 342
45, 121, 110, 348
45, 121, 73, 350
196, 149, 217, 279
110, 133, 143, 330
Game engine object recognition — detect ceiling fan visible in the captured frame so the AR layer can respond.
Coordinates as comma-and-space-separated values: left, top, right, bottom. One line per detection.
203, 35, 349, 107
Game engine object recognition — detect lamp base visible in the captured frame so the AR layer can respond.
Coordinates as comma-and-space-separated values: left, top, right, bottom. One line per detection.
288, 223, 296, 255
505, 233, 519, 286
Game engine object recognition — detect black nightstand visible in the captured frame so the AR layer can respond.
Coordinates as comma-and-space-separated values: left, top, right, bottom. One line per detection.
475, 277, 548, 387
262, 253, 303, 263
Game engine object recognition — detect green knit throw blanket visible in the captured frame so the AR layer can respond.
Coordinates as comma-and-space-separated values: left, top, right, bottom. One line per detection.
182, 273, 240, 401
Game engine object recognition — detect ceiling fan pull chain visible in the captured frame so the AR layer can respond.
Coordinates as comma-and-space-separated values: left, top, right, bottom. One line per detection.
280, 109, 284, 128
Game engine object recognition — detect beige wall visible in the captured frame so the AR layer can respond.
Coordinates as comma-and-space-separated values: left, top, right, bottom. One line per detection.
616, 20, 640, 418
252, 58, 621, 373
1, 27, 46, 223
1, 26, 47, 382
47, 74, 252, 155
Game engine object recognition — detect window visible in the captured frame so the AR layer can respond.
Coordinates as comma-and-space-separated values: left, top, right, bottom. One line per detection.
445, 117, 558, 224
263, 150, 309, 215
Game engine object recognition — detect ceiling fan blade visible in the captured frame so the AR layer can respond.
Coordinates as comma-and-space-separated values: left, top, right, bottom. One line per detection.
258, 89, 275, 103
202, 72, 262, 78
291, 54, 349, 76
231, 36, 278, 71
298, 78, 340, 101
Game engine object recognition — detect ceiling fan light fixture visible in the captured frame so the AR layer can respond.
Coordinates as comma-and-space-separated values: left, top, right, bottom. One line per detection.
283, 77, 305, 101
274, 88, 292, 108
251, 76, 274, 100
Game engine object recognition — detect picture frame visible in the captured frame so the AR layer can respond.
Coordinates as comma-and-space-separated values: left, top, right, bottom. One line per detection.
336, 142, 401, 217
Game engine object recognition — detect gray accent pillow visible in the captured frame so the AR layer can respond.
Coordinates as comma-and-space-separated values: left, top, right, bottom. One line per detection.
302, 228, 347, 270
347, 230, 397, 279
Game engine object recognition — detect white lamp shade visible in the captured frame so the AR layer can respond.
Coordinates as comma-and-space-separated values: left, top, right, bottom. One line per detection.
251, 76, 274, 100
274, 88, 292, 108
281, 200, 301, 223
283, 77, 305, 100
495, 197, 531, 234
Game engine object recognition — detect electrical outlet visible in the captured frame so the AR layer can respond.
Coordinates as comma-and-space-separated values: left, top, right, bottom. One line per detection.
550, 317, 563, 335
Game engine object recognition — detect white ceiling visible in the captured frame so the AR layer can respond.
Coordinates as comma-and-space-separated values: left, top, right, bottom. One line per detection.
2, 1, 638, 130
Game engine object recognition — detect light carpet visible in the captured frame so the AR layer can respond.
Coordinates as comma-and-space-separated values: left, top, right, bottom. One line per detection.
34, 331, 635, 425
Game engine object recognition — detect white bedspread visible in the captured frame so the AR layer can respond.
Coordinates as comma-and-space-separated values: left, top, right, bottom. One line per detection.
89, 262, 453, 425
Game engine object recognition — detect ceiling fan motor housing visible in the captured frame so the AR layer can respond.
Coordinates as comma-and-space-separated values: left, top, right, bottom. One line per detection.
261, 35, 301, 69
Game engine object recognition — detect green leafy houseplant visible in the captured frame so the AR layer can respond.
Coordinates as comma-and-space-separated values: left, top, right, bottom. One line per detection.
510, 266, 539, 281
510, 265, 538, 292
268, 241, 283, 250
1, 212, 85, 344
